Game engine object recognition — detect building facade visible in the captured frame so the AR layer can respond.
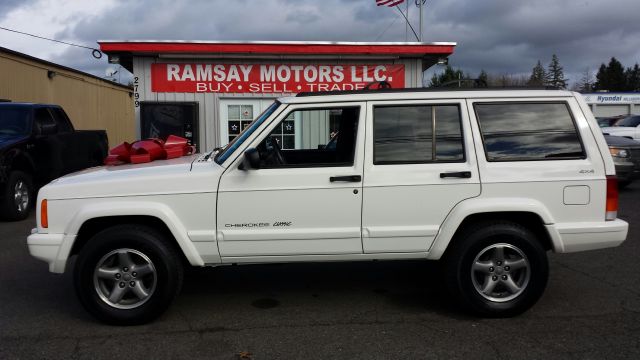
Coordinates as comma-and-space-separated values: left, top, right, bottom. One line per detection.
99, 41, 456, 151
0, 46, 134, 145
582, 93, 640, 117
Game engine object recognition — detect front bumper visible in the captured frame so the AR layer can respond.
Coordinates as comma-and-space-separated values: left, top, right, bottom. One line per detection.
546, 219, 628, 253
27, 230, 74, 273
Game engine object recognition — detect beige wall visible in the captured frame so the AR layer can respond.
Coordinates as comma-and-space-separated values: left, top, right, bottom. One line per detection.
0, 51, 134, 146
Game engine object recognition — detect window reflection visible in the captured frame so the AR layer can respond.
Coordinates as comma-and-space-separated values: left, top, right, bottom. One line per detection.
475, 103, 585, 161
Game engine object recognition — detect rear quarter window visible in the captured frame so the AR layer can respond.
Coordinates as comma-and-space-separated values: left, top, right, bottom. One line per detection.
474, 102, 585, 161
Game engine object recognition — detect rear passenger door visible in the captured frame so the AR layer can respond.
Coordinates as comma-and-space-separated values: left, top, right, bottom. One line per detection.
361, 100, 481, 253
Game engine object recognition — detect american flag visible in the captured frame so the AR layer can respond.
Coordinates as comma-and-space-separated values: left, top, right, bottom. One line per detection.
376, 0, 405, 6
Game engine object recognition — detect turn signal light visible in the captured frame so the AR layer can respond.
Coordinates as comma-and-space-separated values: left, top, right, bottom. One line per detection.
606, 176, 618, 221
41, 199, 48, 228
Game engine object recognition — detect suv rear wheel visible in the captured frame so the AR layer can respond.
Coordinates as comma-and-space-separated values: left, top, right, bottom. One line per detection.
74, 224, 183, 325
444, 221, 548, 317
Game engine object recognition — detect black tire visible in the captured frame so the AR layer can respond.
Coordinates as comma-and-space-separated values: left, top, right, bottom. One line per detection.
444, 221, 548, 317
74, 224, 183, 325
0, 170, 33, 221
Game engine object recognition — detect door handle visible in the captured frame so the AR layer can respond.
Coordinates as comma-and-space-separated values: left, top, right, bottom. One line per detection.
330, 175, 362, 182
440, 171, 472, 179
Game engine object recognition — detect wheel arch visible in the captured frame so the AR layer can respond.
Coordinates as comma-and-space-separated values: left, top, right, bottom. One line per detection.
427, 198, 558, 260
59, 202, 205, 272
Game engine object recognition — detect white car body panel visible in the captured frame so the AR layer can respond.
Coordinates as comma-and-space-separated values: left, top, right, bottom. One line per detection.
27, 90, 628, 274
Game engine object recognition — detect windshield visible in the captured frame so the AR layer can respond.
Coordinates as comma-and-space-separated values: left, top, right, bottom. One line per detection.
0, 107, 31, 135
215, 101, 281, 164
614, 116, 640, 127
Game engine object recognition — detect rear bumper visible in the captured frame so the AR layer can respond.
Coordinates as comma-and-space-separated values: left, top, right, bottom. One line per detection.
27, 230, 74, 273
546, 219, 628, 253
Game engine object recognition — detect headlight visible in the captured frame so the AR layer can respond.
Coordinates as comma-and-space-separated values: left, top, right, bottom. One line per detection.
610, 148, 630, 158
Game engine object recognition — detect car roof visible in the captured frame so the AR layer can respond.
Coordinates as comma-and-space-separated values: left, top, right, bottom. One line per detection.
0, 102, 61, 108
278, 89, 576, 104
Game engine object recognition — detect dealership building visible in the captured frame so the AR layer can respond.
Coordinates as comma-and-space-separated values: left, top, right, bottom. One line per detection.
582, 93, 640, 118
98, 41, 456, 151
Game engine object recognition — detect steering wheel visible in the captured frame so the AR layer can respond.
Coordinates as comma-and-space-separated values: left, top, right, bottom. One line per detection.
259, 136, 286, 166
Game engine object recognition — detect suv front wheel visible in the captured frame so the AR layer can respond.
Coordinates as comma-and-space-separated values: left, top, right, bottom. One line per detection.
74, 224, 184, 325
444, 221, 549, 317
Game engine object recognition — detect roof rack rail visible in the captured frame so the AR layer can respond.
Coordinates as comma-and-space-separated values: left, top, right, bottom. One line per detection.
296, 85, 562, 97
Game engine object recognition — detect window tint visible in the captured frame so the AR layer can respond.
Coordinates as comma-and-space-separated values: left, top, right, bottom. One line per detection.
475, 102, 584, 161
257, 106, 360, 168
50, 108, 73, 133
373, 104, 464, 164
34, 108, 56, 135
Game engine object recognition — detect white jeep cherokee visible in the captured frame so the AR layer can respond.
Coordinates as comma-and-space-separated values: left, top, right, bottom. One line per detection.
27, 89, 628, 324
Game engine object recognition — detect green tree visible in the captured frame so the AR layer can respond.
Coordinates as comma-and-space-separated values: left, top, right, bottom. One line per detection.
625, 64, 640, 91
595, 57, 626, 91
428, 65, 466, 87
546, 54, 567, 89
478, 69, 488, 87
528, 60, 546, 86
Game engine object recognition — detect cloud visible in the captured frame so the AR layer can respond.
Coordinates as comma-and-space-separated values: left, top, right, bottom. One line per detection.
3, 0, 640, 87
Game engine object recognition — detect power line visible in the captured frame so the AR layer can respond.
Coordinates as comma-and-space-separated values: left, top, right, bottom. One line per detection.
0, 26, 102, 59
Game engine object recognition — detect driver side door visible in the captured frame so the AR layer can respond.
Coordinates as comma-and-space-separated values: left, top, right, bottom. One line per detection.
216, 102, 366, 259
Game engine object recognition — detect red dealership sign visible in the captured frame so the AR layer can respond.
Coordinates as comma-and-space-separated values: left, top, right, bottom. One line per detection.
151, 63, 405, 93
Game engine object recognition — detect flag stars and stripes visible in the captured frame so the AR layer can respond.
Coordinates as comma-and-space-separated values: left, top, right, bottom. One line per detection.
376, 0, 405, 7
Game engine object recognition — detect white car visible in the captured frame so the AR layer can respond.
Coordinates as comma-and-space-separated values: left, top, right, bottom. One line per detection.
27, 89, 628, 325
601, 115, 640, 140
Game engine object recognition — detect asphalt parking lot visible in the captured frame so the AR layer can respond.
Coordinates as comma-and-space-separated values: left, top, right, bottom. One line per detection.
1, 187, 639, 360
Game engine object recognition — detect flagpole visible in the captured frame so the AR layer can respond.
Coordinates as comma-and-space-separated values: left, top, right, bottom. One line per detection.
405, 0, 409, 42
419, 0, 423, 42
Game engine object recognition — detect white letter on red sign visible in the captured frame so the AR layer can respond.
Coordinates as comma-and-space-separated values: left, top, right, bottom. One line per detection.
319, 66, 332, 82
277, 65, 291, 82
239, 65, 253, 82
261, 65, 276, 82
167, 64, 180, 81
213, 65, 225, 82
197, 64, 212, 81
374, 65, 387, 81
351, 66, 362, 82
182, 65, 195, 81
332, 66, 344, 82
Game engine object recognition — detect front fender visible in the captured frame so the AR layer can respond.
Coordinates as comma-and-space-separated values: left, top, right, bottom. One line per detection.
55, 201, 205, 271
426, 197, 556, 260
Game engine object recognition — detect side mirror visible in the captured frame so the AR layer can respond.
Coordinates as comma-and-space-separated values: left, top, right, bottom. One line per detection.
240, 147, 261, 170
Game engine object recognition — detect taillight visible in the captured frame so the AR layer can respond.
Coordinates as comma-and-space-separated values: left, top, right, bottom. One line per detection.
606, 176, 618, 221
41, 199, 48, 228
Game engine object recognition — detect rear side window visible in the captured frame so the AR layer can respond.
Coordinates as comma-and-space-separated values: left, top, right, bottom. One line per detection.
373, 104, 464, 164
475, 102, 585, 161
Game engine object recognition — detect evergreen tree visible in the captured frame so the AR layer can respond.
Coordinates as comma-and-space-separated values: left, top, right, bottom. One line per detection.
546, 54, 567, 89
594, 63, 608, 90
625, 64, 640, 91
595, 57, 626, 91
528, 60, 546, 86
478, 69, 488, 87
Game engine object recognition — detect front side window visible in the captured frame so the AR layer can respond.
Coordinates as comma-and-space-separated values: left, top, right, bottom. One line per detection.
373, 104, 464, 164
256, 106, 360, 168
475, 102, 585, 161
